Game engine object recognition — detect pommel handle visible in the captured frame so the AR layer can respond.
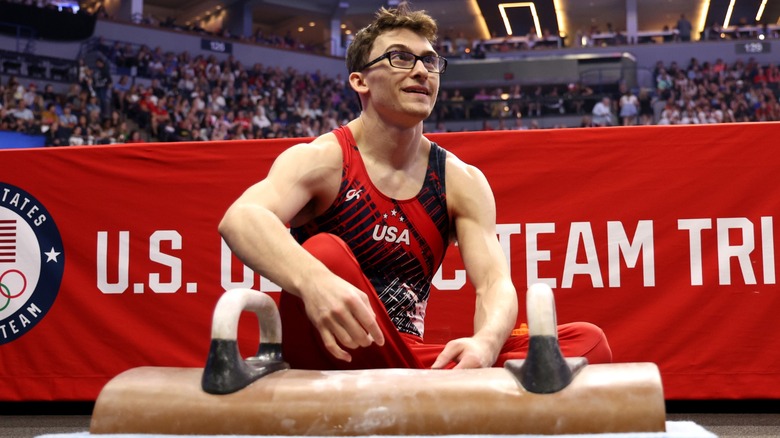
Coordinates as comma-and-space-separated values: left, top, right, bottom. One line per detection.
201, 288, 289, 394
505, 283, 587, 393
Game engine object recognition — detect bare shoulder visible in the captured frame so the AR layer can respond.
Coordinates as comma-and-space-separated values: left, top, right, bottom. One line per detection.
441, 149, 497, 228
267, 132, 343, 224
273, 132, 342, 177
444, 150, 493, 202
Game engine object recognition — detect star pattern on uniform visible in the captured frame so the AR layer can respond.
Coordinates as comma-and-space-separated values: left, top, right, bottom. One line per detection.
45, 247, 61, 263
383, 210, 406, 223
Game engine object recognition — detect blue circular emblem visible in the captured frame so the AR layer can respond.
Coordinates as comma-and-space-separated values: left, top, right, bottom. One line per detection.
0, 182, 64, 345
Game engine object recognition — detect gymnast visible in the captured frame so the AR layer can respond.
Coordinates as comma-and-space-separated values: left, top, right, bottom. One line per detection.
219, 4, 612, 370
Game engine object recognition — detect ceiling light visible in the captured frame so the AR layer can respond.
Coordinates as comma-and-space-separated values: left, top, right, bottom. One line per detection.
756, 0, 767, 22
696, 0, 710, 35
723, 0, 736, 28
552, 0, 566, 37
467, 0, 490, 39
498, 2, 542, 38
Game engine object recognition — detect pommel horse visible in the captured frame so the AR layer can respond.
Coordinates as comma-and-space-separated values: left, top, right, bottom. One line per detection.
90, 284, 666, 435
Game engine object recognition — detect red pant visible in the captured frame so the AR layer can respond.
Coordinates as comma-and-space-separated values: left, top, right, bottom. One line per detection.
279, 233, 612, 370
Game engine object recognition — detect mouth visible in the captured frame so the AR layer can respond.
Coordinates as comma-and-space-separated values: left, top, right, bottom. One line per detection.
403, 86, 430, 96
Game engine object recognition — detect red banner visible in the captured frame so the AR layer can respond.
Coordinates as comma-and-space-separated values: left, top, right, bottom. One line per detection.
1, 123, 779, 401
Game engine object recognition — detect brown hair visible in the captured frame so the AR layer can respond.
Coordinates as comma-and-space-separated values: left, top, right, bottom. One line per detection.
345, 4, 438, 73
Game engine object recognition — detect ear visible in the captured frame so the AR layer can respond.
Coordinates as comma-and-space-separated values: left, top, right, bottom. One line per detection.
349, 71, 368, 94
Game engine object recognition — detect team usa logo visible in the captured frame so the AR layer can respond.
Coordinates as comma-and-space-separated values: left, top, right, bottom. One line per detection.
0, 183, 64, 345
372, 209, 411, 245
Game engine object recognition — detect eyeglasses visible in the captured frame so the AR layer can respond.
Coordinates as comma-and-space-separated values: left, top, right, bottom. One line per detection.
361, 50, 448, 74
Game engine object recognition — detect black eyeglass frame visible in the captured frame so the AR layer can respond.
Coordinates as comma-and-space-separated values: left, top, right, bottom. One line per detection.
360, 50, 448, 74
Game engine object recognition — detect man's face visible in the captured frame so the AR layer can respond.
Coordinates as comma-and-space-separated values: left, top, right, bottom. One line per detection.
360, 28, 441, 123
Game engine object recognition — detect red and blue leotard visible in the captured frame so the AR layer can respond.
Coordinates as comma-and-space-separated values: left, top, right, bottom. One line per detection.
291, 126, 450, 338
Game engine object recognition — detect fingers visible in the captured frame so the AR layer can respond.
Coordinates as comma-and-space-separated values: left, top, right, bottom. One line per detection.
357, 294, 385, 346
452, 355, 482, 369
431, 338, 492, 369
328, 294, 380, 349
431, 343, 459, 369
327, 316, 362, 349
320, 327, 352, 363
341, 304, 377, 348
312, 290, 385, 362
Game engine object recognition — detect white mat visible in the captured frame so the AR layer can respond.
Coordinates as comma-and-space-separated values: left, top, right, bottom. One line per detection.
35, 421, 716, 438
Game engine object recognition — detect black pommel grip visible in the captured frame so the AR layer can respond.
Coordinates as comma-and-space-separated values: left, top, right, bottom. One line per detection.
505, 283, 587, 393
201, 289, 289, 394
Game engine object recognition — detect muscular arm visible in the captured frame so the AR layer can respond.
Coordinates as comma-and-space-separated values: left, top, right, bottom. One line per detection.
432, 158, 518, 368
218, 139, 384, 361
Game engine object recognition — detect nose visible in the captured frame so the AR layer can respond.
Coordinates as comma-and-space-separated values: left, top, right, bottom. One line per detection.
410, 58, 430, 77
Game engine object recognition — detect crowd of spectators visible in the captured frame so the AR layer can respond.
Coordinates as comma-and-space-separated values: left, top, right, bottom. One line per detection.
3, 0, 779, 146
584, 57, 780, 127
1, 41, 779, 146
428, 55, 780, 129
0, 46, 363, 145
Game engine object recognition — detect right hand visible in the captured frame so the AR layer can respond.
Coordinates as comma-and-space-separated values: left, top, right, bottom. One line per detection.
300, 275, 385, 362
431, 335, 499, 369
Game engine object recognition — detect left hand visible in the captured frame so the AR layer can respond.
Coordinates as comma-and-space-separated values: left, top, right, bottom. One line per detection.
431, 337, 496, 369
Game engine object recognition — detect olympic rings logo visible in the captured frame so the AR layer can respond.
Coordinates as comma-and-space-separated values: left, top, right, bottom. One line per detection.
0, 269, 27, 312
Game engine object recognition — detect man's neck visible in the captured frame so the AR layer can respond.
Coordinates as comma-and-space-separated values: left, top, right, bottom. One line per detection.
349, 116, 426, 169
346, 117, 431, 200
